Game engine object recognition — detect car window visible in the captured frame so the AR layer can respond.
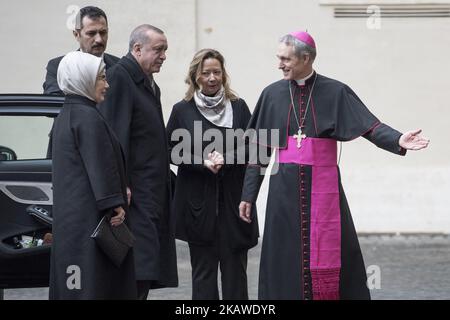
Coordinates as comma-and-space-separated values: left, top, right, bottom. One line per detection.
0, 116, 53, 160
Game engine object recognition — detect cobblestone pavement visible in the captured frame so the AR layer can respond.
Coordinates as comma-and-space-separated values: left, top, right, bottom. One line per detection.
3, 235, 450, 300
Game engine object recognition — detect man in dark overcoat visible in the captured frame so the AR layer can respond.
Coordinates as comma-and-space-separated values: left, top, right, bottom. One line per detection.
100, 24, 178, 300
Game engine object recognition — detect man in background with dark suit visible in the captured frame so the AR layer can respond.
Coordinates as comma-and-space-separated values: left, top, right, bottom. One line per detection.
43, 6, 119, 94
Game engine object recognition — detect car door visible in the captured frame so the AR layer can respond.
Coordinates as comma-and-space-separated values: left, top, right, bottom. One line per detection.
0, 95, 62, 289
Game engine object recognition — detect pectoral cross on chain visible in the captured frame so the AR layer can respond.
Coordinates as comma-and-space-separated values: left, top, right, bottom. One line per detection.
293, 128, 307, 148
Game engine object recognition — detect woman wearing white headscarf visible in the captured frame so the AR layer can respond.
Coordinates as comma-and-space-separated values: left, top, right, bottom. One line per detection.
49, 51, 136, 299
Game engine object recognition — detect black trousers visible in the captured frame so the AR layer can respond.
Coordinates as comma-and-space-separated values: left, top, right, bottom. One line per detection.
188, 241, 249, 300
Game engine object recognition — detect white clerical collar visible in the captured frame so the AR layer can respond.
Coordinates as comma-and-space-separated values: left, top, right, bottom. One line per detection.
295, 70, 315, 86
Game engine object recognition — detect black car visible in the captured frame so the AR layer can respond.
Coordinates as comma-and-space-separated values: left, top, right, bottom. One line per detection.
0, 94, 63, 294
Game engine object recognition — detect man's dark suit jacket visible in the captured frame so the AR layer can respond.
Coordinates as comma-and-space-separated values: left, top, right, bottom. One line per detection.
43, 53, 119, 95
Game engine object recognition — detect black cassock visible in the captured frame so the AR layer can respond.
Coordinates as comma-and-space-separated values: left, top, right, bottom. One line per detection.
100, 53, 178, 288
242, 72, 406, 300
50, 95, 136, 299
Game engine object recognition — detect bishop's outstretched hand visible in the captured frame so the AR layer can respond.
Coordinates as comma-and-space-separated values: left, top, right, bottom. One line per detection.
399, 129, 430, 151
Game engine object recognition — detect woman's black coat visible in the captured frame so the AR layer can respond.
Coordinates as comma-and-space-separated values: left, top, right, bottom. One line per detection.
167, 98, 259, 251
50, 95, 136, 299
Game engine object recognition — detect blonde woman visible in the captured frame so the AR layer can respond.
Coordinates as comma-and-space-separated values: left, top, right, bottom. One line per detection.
167, 49, 258, 300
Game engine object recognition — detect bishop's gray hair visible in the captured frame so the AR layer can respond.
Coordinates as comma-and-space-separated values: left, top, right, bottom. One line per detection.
279, 34, 317, 61
129, 24, 164, 52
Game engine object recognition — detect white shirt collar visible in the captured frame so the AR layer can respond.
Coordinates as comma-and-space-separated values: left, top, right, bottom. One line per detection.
79, 49, 105, 62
